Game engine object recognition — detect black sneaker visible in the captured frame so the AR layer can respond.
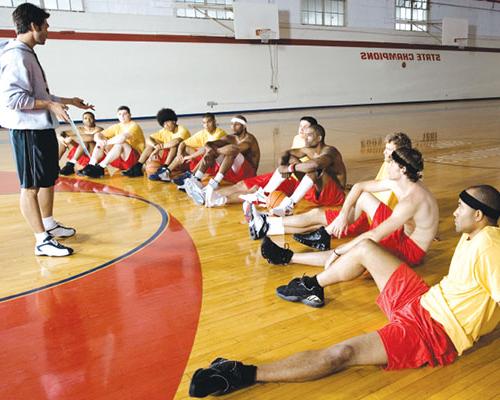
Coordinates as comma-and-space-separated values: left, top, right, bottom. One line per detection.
261, 236, 293, 265
173, 171, 193, 186
59, 161, 75, 176
85, 164, 105, 178
276, 276, 325, 308
76, 164, 93, 176
122, 162, 143, 177
189, 358, 256, 398
293, 226, 331, 251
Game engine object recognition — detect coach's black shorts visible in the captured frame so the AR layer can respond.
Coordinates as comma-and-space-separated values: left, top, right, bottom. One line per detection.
9, 129, 59, 189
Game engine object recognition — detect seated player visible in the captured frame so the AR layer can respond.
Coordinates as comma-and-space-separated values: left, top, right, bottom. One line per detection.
259, 148, 436, 269
122, 108, 190, 178
160, 113, 227, 184
189, 185, 500, 398
58, 111, 103, 175
78, 105, 145, 178
244, 124, 346, 223
251, 132, 413, 242
206, 116, 318, 206
183, 115, 260, 206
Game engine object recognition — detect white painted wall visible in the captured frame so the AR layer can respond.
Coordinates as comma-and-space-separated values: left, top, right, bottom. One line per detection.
0, 1, 499, 119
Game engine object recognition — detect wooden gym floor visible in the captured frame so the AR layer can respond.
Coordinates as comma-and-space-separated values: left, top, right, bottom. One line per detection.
0, 99, 499, 399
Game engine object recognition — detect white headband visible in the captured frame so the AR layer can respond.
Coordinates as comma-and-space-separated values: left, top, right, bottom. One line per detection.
231, 117, 247, 126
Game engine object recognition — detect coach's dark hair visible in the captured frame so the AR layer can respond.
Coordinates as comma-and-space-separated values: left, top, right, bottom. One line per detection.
204, 112, 216, 122
392, 147, 423, 182
117, 105, 131, 114
300, 116, 318, 126
467, 185, 500, 225
13, 3, 50, 34
386, 132, 412, 149
157, 108, 178, 126
310, 124, 326, 143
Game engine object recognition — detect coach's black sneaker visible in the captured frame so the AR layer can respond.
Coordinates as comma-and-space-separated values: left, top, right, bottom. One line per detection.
122, 162, 143, 177
189, 358, 257, 398
35, 235, 74, 257
86, 164, 105, 178
276, 276, 324, 308
261, 236, 293, 265
46, 222, 76, 238
293, 226, 331, 251
59, 161, 75, 176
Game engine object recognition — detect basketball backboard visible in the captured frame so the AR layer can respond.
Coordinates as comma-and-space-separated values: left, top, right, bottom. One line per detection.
233, 2, 279, 41
442, 17, 468, 47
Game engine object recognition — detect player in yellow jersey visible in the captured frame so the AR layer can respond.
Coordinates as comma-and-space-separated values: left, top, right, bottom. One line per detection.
58, 111, 103, 175
121, 108, 190, 178
79, 105, 145, 178
168, 113, 227, 187
189, 185, 500, 398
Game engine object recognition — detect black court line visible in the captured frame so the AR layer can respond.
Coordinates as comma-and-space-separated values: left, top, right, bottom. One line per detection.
0, 191, 169, 303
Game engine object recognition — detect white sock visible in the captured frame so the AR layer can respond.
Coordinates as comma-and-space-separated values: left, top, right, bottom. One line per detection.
98, 161, 108, 168
42, 216, 56, 230
68, 159, 76, 165
267, 216, 285, 235
263, 169, 285, 193
194, 170, 204, 180
290, 175, 314, 204
214, 172, 224, 184
208, 178, 219, 190
35, 231, 50, 244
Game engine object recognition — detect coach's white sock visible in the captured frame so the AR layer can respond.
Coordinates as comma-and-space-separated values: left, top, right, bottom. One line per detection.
35, 231, 50, 245
42, 216, 56, 230
290, 175, 314, 204
267, 216, 285, 235
263, 169, 285, 193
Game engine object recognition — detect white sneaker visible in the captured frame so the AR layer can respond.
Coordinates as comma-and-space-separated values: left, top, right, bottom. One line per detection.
248, 203, 269, 240
46, 222, 76, 238
271, 196, 294, 217
185, 178, 205, 205
205, 185, 227, 208
238, 187, 268, 204
35, 235, 74, 257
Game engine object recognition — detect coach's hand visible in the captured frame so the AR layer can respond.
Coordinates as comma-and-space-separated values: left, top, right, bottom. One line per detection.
70, 97, 95, 110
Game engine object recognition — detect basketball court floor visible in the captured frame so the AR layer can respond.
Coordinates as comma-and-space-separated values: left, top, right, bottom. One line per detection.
0, 99, 499, 399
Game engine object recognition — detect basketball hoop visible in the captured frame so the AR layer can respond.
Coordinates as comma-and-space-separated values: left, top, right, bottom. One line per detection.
454, 37, 468, 49
256, 28, 273, 44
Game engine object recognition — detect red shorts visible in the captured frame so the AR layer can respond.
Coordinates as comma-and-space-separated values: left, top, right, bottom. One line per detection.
301, 176, 345, 207
242, 172, 297, 196
325, 203, 426, 265
67, 144, 90, 167
372, 203, 426, 266
377, 264, 457, 370
188, 154, 217, 175
109, 148, 139, 170
325, 210, 371, 237
219, 158, 256, 184
158, 149, 170, 164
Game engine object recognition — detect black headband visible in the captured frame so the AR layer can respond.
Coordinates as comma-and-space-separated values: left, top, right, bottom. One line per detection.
391, 151, 419, 175
459, 190, 500, 220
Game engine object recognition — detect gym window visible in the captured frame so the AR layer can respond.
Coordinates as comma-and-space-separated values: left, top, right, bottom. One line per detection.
0, 0, 83, 12
301, 0, 346, 27
175, 0, 234, 20
395, 0, 428, 31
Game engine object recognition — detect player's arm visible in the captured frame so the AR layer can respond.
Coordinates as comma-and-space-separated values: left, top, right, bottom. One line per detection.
326, 200, 416, 268
327, 179, 394, 237
162, 137, 184, 149
279, 148, 308, 166
293, 150, 335, 173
